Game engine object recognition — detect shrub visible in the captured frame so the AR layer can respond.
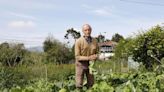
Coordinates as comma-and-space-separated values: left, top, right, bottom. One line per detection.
131, 25, 164, 70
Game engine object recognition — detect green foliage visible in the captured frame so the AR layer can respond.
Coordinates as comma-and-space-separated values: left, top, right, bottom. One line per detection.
46, 64, 75, 81
111, 33, 124, 42
43, 35, 74, 64
0, 67, 29, 90
0, 64, 75, 91
64, 28, 81, 40
2, 70, 164, 92
112, 38, 134, 72
114, 38, 134, 59
10, 79, 54, 92
90, 81, 114, 92
131, 25, 164, 70
0, 60, 164, 92
23, 52, 46, 65
114, 25, 164, 71
96, 34, 105, 43
89, 61, 98, 75
0, 42, 27, 66
64, 28, 80, 59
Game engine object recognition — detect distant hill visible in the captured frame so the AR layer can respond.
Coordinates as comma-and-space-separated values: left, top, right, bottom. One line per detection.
26, 46, 44, 52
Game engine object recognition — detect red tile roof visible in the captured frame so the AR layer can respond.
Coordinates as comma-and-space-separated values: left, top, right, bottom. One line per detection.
98, 41, 117, 47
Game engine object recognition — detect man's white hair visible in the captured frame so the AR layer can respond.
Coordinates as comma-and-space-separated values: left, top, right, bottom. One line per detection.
82, 24, 92, 30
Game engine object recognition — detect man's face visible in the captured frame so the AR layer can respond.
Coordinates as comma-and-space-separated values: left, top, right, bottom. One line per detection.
82, 25, 92, 37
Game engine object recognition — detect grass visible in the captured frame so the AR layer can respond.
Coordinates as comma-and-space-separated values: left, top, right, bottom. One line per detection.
0, 63, 75, 82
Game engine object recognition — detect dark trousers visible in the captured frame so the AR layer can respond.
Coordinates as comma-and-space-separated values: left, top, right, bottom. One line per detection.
75, 65, 94, 88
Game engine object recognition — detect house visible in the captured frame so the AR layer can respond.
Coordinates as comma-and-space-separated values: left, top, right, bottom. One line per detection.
98, 41, 117, 60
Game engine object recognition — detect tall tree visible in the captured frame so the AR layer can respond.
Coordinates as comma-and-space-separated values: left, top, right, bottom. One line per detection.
130, 25, 164, 70
43, 34, 58, 52
0, 42, 26, 66
64, 28, 81, 58
111, 33, 124, 42
64, 28, 81, 41
43, 34, 74, 64
96, 34, 105, 43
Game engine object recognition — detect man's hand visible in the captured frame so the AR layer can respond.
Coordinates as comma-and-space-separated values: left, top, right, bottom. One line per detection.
88, 54, 98, 61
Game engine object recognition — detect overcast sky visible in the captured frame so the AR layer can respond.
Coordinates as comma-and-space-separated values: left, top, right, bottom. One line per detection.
0, 0, 164, 47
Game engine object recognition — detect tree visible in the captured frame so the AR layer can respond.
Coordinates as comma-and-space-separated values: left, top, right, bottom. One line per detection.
64, 28, 81, 41
43, 34, 58, 52
96, 34, 105, 43
43, 34, 74, 64
111, 33, 124, 42
130, 25, 164, 70
64, 28, 81, 59
0, 42, 26, 66
113, 25, 164, 71
0, 42, 9, 48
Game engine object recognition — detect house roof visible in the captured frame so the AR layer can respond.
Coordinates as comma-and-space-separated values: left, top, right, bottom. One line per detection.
98, 41, 117, 47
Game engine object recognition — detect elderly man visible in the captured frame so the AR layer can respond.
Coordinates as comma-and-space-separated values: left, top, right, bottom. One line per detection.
75, 24, 98, 89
